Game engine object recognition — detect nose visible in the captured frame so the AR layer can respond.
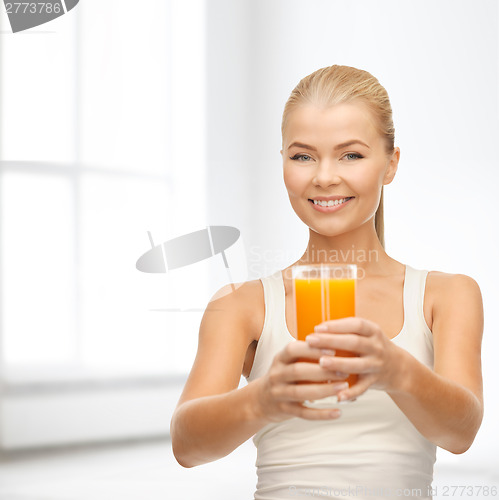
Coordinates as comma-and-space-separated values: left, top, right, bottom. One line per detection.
312, 159, 342, 187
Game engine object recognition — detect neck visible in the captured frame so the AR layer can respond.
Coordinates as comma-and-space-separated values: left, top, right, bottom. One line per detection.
296, 219, 393, 275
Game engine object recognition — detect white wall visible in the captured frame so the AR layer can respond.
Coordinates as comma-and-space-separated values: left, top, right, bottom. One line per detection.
204, 0, 499, 474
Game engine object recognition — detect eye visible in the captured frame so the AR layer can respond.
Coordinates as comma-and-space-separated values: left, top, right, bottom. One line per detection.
289, 154, 313, 162
343, 153, 363, 161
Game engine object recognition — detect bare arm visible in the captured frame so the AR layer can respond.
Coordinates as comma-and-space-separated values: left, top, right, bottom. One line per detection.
171, 377, 270, 468
170, 281, 349, 468
170, 283, 266, 468
387, 273, 484, 453
305, 273, 484, 454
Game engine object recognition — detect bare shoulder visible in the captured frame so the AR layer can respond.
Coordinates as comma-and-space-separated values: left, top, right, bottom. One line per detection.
426, 270, 482, 301
426, 270, 483, 334
206, 277, 265, 343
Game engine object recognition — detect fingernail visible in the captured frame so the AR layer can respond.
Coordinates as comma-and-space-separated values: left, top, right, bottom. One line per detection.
314, 325, 327, 332
306, 334, 320, 344
329, 409, 341, 418
319, 356, 334, 367
337, 392, 357, 404
320, 349, 336, 356
335, 382, 349, 391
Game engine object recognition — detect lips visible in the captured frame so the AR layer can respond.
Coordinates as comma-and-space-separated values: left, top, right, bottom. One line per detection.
308, 197, 354, 213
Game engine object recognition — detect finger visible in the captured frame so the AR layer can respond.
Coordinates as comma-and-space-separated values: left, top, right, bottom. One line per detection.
278, 340, 329, 365
318, 355, 369, 374
306, 332, 370, 354
314, 317, 378, 337
280, 361, 350, 383
337, 375, 373, 403
277, 381, 350, 402
282, 401, 342, 421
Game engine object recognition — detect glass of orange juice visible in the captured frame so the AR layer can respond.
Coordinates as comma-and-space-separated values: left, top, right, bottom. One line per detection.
292, 263, 357, 407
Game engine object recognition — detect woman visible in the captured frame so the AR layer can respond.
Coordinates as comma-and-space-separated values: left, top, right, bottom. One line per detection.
170, 65, 484, 499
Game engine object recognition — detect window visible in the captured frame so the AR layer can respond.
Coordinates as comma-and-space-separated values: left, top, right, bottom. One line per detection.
0, 0, 207, 379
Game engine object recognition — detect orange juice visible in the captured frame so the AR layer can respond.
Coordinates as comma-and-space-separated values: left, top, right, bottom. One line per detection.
294, 269, 358, 387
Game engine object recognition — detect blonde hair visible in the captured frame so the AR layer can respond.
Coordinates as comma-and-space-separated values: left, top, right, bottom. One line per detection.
281, 65, 395, 249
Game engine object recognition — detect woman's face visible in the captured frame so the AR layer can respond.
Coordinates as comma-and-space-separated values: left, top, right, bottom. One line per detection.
281, 101, 400, 238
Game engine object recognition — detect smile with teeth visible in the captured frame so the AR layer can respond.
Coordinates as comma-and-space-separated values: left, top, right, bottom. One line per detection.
311, 197, 353, 207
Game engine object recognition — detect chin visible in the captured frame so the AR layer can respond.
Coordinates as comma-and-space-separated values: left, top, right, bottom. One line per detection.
303, 220, 349, 238
312, 227, 349, 238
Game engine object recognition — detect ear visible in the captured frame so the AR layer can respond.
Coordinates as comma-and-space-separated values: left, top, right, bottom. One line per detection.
383, 147, 400, 185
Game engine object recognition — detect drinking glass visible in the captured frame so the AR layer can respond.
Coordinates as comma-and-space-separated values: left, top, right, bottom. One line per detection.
292, 263, 357, 407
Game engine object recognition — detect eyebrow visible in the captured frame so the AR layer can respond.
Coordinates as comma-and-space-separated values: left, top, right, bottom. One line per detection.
287, 140, 371, 151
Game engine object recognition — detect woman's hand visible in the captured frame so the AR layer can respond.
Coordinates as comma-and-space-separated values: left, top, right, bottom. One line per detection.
306, 317, 403, 402
256, 340, 352, 423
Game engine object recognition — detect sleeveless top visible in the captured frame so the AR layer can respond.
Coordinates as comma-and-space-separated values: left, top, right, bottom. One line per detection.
245, 264, 436, 500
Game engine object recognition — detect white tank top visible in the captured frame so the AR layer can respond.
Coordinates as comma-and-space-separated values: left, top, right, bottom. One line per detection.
245, 264, 436, 500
